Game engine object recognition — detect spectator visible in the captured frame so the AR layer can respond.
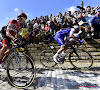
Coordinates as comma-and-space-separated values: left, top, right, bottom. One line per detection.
45, 15, 49, 22
84, 6, 95, 24
78, 14, 88, 27
91, 8, 96, 16
44, 23, 50, 31
27, 22, 34, 44
43, 31, 53, 44
50, 18, 57, 35
56, 12, 63, 29
33, 27, 41, 44
85, 6, 91, 15
49, 14, 53, 20
64, 11, 74, 28
73, 11, 78, 18
32, 19, 35, 25
89, 8, 100, 39
40, 17, 46, 30
62, 12, 67, 23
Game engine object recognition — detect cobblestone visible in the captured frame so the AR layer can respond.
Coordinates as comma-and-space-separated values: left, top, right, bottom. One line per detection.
0, 61, 100, 90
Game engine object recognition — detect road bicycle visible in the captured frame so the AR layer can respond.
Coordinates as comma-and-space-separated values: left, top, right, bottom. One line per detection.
2, 41, 36, 89
39, 41, 94, 70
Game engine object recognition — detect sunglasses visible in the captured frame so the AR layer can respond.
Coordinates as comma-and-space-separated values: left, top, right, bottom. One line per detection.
17, 17, 26, 21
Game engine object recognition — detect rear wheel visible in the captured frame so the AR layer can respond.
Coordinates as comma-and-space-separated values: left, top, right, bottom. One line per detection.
39, 50, 57, 68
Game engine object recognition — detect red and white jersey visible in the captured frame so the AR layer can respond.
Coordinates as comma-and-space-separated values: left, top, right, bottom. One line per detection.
7, 19, 20, 35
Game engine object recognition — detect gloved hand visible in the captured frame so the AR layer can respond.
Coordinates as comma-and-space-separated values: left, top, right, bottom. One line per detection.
79, 40, 83, 43
13, 38, 19, 43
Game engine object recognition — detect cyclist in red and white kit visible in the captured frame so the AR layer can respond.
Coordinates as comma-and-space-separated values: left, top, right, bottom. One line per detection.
0, 12, 27, 71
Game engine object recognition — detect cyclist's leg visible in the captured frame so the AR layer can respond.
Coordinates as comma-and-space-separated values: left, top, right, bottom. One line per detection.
0, 37, 11, 61
0, 39, 9, 71
4, 47, 11, 57
0, 39, 8, 60
53, 37, 67, 63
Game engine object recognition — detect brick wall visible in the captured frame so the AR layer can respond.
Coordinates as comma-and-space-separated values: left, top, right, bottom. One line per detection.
27, 39, 100, 61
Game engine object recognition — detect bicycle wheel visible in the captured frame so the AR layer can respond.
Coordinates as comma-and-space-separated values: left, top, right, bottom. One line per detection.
69, 49, 94, 70
6, 52, 36, 89
39, 50, 57, 68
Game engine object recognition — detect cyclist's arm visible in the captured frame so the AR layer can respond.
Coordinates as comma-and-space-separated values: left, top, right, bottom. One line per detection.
64, 38, 71, 44
6, 29, 15, 40
89, 23, 94, 32
69, 34, 79, 42
69, 28, 79, 42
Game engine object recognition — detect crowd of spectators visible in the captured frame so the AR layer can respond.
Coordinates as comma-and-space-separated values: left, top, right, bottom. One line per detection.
1, 5, 100, 44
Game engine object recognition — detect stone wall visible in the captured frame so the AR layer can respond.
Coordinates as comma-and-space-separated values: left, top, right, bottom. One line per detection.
27, 39, 100, 61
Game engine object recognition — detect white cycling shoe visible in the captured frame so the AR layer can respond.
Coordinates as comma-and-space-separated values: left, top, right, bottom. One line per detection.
0, 64, 5, 72
53, 56, 59, 63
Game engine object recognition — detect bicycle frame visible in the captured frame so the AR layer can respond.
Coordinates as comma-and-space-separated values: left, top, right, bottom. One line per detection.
60, 44, 80, 60
12, 45, 19, 64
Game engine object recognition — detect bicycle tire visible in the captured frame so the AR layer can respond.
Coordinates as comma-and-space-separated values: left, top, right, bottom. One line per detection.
6, 52, 36, 89
39, 50, 57, 68
69, 48, 94, 70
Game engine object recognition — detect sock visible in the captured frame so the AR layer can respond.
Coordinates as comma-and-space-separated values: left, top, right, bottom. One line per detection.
61, 52, 66, 56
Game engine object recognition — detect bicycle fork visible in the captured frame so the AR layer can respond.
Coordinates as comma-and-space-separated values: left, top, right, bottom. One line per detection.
13, 48, 21, 68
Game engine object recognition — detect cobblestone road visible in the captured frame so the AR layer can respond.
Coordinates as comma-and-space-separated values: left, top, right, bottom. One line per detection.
0, 61, 100, 90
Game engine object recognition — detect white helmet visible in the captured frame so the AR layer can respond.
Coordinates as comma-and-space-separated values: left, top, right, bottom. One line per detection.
73, 25, 79, 29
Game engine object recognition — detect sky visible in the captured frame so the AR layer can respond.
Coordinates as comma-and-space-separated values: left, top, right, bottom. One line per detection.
0, 0, 100, 30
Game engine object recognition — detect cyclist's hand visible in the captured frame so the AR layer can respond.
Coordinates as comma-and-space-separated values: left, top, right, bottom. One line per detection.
13, 38, 19, 43
79, 40, 83, 43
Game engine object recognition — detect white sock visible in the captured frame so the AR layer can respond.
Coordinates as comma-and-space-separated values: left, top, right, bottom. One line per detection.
54, 53, 59, 57
61, 52, 66, 56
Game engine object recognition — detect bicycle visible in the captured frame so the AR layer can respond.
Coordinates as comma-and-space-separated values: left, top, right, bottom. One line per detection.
39, 41, 94, 70
2, 41, 36, 89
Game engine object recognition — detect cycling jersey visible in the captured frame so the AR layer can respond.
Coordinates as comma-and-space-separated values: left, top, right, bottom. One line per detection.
19, 28, 28, 38
54, 28, 75, 46
7, 19, 20, 35
0, 19, 20, 44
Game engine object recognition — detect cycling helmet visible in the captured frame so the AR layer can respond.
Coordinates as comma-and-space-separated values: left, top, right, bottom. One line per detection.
17, 12, 27, 19
73, 25, 79, 29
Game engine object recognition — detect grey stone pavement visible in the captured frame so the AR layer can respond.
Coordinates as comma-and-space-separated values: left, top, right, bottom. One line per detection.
0, 61, 100, 90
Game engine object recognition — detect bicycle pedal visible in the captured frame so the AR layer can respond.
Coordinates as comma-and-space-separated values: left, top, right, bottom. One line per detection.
58, 61, 64, 64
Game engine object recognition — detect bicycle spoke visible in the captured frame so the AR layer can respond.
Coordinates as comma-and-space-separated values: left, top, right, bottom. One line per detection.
7, 53, 36, 88
40, 50, 57, 68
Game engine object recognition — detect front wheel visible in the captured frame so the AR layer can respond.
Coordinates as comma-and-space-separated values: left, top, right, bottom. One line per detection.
69, 49, 94, 70
6, 52, 36, 89
39, 50, 57, 68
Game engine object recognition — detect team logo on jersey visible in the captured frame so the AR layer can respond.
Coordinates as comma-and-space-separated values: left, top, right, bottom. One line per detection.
7, 23, 18, 32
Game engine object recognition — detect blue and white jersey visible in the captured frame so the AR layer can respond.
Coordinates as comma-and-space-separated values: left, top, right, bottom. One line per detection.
54, 28, 75, 46
54, 28, 74, 39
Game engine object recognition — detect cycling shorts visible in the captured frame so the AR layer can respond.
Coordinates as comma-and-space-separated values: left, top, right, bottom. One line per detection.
54, 33, 70, 46
55, 37, 66, 46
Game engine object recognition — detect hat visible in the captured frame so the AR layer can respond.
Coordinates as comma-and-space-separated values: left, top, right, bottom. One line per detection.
97, 8, 100, 12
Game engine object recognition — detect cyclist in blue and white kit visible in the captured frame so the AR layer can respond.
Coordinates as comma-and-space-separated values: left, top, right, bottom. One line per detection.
53, 25, 83, 63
